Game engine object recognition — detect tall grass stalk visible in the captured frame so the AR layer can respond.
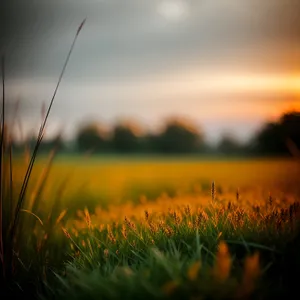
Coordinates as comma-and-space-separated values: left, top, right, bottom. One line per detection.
12, 18, 86, 236
0, 55, 5, 278
0, 19, 86, 285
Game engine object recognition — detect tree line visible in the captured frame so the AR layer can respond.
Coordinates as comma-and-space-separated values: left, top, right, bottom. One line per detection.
12, 111, 300, 157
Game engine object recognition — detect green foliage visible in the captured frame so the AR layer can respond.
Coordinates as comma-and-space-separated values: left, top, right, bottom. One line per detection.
252, 111, 300, 156
46, 200, 300, 300
217, 133, 244, 156
1, 153, 300, 299
151, 119, 205, 154
111, 124, 141, 153
76, 123, 109, 153
75, 118, 207, 155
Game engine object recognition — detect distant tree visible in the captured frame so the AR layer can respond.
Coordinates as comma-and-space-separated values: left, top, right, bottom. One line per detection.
76, 123, 108, 153
154, 118, 205, 154
143, 133, 160, 153
14, 131, 65, 154
253, 122, 285, 155
40, 134, 65, 152
252, 111, 300, 156
217, 133, 243, 155
280, 111, 300, 151
111, 123, 141, 153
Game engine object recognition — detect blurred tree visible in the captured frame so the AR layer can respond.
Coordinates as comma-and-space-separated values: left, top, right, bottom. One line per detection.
39, 134, 64, 152
280, 111, 300, 151
14, 132, 65, 154
252, 111, 300, 156
111, 122, 141, 153
153, 118, 205, 154
217, 133, 243, 155
76, 123, 108, 153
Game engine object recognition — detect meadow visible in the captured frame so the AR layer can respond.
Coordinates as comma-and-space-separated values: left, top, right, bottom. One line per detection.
2, 20, 300, 299
4, 154, 300, 300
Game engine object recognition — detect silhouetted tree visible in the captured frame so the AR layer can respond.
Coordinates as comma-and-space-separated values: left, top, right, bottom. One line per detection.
14, 132, 65, 154
40, 134, 64, 152
252, 111, 300, 156
217, 133, 244, 156
111, 124, 141, 153
76, 123, 108, 153
280, 111, 300, 151
153, 119, 204, 154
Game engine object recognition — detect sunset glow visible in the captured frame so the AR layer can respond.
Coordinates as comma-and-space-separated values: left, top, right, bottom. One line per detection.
3, 0, 300, 142
136, 71, 300, 95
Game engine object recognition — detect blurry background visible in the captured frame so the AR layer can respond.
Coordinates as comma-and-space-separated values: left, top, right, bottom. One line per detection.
1, 0, 300, 155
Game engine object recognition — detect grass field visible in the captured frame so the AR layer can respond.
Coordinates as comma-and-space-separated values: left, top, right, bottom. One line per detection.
13, 154, 300, 209
3, 154, 299, 299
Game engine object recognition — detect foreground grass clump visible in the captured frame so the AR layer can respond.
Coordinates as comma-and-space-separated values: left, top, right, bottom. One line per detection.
44, 196, 300, 300
0, 21, 86, 296
4, 153, 300, 299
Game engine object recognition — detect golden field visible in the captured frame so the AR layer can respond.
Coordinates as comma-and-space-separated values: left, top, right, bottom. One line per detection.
11, 155, 299, 224
4, 154, 300, 300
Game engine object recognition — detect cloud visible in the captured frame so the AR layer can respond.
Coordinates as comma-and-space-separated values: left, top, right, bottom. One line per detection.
2, 0, 300, 81
2, 0, 300, 142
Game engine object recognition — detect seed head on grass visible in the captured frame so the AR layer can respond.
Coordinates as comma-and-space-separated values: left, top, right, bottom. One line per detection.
84, 207, 92, 229
55, 209, 67, 225
268, 192, 273, 207
172, 210, 181, 225
211, 181, 215, 202
236, 188, 240, 201
184, 205, 191, 217
124, 216, 136, 231
144, 210, 149, 222
164, 225, 174, 237
194, 209, 208, 228
62, 227, 71, 239
148, 222, 158, 234
108, 230, 116, 244
121, 224, 128, 239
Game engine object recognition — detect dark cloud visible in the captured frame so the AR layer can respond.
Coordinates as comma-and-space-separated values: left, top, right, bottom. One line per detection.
1, 0, 300, 81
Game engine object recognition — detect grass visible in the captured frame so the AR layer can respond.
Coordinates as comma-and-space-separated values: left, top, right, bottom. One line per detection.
0, 19, 86, 296
11, 154, 300, 209
44, 183, 300, 300
3, 154, 300, 299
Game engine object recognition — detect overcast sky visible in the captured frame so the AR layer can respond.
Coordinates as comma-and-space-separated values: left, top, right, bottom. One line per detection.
1, 0, 300, 143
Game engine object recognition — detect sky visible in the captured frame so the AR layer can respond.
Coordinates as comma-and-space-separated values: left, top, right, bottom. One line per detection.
1, 0, 300, 144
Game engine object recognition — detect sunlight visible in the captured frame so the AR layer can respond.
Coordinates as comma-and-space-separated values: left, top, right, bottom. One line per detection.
166, 72, 300, 95
157, 0, 189, 22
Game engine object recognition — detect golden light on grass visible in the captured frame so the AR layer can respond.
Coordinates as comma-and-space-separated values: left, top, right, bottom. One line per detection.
237, 252, 261, 298
187, 261, 201, 281
213, 241, 231, 282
